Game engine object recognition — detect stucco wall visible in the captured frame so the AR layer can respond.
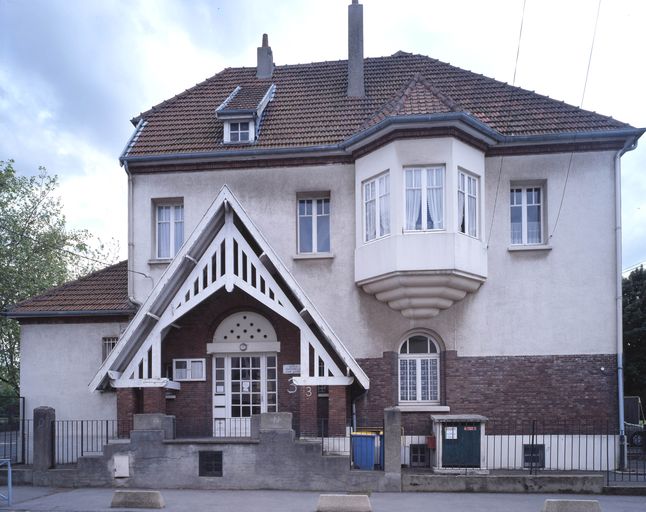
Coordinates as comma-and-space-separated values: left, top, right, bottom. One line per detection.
20, 322, 123, 419
128, 145, 617, 360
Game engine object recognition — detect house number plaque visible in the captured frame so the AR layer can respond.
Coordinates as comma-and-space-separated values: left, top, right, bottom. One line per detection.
282, 364, 300, 375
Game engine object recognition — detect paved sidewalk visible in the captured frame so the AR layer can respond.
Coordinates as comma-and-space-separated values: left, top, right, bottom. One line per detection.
2, 487, 646, 512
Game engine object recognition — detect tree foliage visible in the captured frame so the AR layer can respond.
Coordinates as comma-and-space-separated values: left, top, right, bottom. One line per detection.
0, 160, 118, 395
623, 265, 646, 406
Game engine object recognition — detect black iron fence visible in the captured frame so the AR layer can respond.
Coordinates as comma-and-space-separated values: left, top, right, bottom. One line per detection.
53, 419, 132, 465
0, 419, 32, 464
400, 419, 646, 485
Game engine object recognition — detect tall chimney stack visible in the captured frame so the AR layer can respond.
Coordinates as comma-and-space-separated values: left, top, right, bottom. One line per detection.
257, 33, 274, 79
347, 0, 365, 97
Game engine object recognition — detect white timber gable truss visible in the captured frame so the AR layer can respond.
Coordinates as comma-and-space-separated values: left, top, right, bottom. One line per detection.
89, 185, 368, 393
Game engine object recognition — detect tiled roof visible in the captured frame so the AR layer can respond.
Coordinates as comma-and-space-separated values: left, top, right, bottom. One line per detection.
126, 52, 633, 158
219, 83, 273, 112
7, 261, 134, 316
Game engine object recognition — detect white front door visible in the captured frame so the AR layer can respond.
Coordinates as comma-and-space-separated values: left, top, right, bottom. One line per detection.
212, 354, 277, 436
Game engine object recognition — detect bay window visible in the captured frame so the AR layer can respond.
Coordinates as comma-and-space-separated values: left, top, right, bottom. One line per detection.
404, 166, 444, 231
363, 172, 390, 241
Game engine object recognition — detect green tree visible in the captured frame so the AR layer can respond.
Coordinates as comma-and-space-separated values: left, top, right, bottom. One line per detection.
623, 265, 646, 406
0, 160, 118, 395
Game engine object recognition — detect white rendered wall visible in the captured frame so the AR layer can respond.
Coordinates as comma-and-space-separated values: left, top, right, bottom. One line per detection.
127, 145, 617, 360
20, 322, 123, 419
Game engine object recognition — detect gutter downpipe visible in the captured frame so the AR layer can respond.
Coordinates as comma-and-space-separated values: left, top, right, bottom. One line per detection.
615, 136, 638, 470
124, 161, 136, 303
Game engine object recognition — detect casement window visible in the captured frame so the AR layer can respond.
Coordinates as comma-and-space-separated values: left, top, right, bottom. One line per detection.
398, 334, 440, 404
229, 122, 250, 142
363, 173, 390, 242
510, 186, 543, 245
404, 166, 445, 231
298, 197, 330, 253
102, 336, 118, 362
156, 203, 184, 259
458, 171, 478, 238
173, 358, 206, 381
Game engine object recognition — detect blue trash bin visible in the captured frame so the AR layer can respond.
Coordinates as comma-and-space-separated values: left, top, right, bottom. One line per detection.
351, 434, 376, 470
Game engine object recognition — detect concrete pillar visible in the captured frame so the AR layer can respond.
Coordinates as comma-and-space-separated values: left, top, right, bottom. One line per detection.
142, 387, 166, 414
328, 386, 348, 436
33, 406, 55, 471
383, 407, 402, 475
299, 386, 318, 436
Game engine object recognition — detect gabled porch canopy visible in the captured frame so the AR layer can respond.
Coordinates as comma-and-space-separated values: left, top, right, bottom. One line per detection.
89, 186, 369, 392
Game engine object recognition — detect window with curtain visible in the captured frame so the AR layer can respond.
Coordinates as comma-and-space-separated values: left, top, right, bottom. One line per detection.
405, 166, 444, 231
398, 334, 440, 404
156, 202, 184, 259
458, 171, 478, 238
510, 186, 543, 245
298, 197, 330, 253
363, 172, 390, 241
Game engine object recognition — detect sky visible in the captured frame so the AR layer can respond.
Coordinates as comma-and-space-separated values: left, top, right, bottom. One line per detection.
1, 0, 645, 270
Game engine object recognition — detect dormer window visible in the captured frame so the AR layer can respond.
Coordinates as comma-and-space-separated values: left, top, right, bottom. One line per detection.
216, 83, 276, 144
230, 122, 250, 142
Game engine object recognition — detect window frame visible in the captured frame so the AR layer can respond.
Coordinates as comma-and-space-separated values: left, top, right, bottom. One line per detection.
510, 184, 544, 246
398, 334, 441, 406
363, 171, 391, 242
403, 166, 446, 232
229, 121, 251, 143
155, 201, 184, 260
457, 170, 479, 239
102, 336, 118, 362
297, 196, 331, 254
172, 358, 206, 382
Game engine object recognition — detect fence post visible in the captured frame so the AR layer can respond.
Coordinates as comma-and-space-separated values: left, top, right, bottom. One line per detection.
33, 406, 55, 471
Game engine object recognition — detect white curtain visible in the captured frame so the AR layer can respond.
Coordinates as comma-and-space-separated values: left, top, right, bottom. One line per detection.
379, 194, 390, 235
426, 169, 443, 229
457, 190, 465, 233
366, 198, 376, 240
406, 189, 421, 230
157, 206, 170, 258
468, 195, 476, 236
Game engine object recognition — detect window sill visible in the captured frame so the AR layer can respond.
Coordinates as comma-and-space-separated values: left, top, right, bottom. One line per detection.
148, 258, 172, 266
397, 405, 450, 413
293, 252, 335, 260
507, 245, 552, 252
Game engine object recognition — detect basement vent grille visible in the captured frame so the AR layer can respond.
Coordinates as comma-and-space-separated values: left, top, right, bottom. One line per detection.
199, 451, 223, 477
523, 444, 545, 469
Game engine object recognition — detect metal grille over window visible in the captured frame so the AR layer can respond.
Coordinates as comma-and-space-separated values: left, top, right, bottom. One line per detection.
102, 337, 118, 362
198, 451, 223, 477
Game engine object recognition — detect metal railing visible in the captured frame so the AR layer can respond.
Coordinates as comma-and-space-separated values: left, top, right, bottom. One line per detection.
0, 419, 32, 464
54, 419, 132, 465
174, 417, 253, 439
400, 418, 646, 485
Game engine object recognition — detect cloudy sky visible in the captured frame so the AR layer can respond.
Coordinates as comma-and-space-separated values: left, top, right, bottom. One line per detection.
1, 0, 644, 269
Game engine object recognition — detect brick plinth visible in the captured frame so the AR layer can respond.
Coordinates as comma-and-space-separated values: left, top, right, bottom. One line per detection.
328, 386, 348, 435
117, 388, 139, 437
142, 387, 166, 414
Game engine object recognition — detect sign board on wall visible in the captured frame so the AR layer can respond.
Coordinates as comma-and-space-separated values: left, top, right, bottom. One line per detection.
282, 364, 301, 375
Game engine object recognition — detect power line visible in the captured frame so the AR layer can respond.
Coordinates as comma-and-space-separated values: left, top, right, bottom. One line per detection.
486, 0, 526, 248
550, 0, 602, 240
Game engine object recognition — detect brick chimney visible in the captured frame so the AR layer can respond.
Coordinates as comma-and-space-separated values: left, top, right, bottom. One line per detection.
257, 34, 274, 79
347, 0, 364, 97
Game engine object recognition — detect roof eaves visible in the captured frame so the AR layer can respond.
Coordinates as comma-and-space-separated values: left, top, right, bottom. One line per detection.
3, 309, 135, 320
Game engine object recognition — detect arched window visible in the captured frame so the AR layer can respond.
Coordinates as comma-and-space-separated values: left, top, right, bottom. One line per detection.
398, 334, 440, 404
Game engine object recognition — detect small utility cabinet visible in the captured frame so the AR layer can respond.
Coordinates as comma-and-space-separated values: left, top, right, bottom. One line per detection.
430, 414, 488, 473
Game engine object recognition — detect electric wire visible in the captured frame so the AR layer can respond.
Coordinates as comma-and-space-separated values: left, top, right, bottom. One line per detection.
550, 0, 602, 240
486, 0, 526, 248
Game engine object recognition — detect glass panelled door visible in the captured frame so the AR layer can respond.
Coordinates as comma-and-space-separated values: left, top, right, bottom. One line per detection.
213, 354, 277, 437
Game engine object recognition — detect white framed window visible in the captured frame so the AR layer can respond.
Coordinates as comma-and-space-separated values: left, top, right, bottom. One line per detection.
229, 122, 250, 142
458, 171, 478, 238
510, 186, 543, 245
363, 172, 390, 242
298, 197, 330, 253
102, 336, 118, 362
173, 358, 206, 381
404, 166, 445, 231
398, 334, 440, 404
156, 203, 184, 259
